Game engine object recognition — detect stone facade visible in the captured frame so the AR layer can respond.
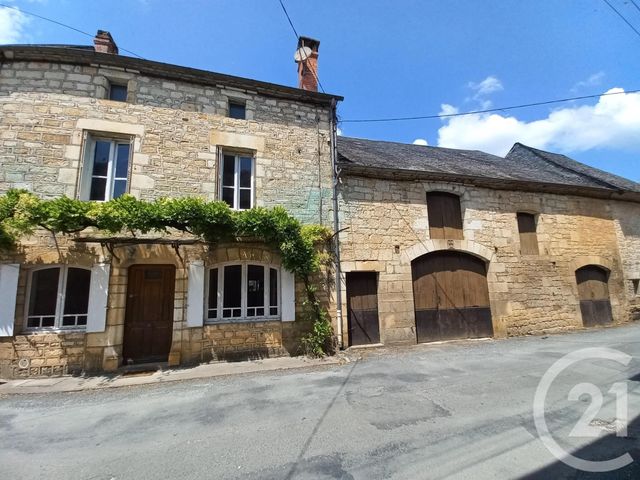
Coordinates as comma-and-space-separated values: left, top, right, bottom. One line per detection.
0, 52, 337, 377
337, 176, 640, 346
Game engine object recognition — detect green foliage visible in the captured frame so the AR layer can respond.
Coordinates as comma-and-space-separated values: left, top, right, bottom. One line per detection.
0, 190, 336, 354
300, 301, 334, 357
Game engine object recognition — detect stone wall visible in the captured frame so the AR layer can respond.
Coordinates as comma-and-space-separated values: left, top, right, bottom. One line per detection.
0, 60, 334, 224
337, 176, 638, 345
0, 239, 326, 377
0, 58, 334, 377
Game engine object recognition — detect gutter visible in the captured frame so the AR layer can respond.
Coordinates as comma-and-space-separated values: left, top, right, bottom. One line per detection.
330, 99, 344, 349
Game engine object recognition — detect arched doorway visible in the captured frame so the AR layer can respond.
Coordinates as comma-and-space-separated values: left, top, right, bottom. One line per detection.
412, 251, 493, 343
575, 265, 613, 327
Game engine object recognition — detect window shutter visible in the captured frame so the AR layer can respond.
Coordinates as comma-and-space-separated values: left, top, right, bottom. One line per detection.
0, 264, 20, 337
78, 131, 92, 200
281, 269, 296, 322
187, 261, 205, 327
86, 263, 110, 333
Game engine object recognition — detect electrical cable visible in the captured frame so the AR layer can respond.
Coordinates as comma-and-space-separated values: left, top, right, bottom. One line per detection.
0, 3, 145, 59
277, 0, 326, 93
341, 88, 640, 123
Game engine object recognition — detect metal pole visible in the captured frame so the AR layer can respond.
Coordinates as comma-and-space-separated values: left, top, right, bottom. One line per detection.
330, 99, 344, 349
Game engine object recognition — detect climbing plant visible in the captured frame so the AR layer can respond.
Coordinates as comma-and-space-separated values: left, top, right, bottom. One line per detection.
0, 189, 335, 355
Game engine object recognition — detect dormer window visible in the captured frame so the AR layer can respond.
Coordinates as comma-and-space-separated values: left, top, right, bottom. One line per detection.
228, 100, 246, 120
109, 82, 128, 102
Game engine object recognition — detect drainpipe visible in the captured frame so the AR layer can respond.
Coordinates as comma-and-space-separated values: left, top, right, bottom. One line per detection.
330, 98, 344, 349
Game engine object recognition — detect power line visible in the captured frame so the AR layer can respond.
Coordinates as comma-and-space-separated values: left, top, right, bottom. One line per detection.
602, 0, 640, 40
277, 0, 326, 93
340, 88, 640, 123
630, 0, 640, 15
277, 0, 300, 39
0, 3, 144, 59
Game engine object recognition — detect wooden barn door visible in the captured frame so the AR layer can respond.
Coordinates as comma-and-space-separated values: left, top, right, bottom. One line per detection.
412, 251, 493, 343
576, 266, 613, 327
123, 265, 176, 364
346, 272, 380, 346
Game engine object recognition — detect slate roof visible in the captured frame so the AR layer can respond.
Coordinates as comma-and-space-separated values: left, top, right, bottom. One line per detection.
337, 136, 640, 198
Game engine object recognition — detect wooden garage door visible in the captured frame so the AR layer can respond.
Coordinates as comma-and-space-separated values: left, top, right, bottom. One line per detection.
123, 265, 176, 364
412, 251, 493, 343
576, 265, 613, 327
346, 272, 380, 346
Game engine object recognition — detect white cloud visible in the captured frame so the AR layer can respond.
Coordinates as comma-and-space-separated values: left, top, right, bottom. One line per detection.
413, 138, 429, 146
468, 75, 504, 96
337, 127, 343, 136
571, 72, 605, 92
437, 88, 640, 156
0, 6, 29, 44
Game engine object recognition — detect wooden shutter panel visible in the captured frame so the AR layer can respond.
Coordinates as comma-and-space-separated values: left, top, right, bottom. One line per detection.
186, 261, 205, 327
281, 269, 296, 322
517, 213, 539, 255
0, 264, 20, 337
428, 192, 463, 239
86, 263, 110, 333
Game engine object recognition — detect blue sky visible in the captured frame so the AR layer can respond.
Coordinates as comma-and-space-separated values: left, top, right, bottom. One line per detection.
2, 0, 639, 180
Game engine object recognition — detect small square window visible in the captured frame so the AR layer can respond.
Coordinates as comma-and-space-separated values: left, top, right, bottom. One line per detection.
109, 83, 128, 102
228, 101, 246, 120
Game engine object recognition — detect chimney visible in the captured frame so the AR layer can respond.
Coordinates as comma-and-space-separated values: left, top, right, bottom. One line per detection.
93, 30, 118, 54
295, 36, 320, 92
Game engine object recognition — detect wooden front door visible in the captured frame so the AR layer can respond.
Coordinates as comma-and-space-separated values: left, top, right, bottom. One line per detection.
412, 251, 493, 343
576, 265, 613, 327
346, 272, 380, 346
123, 264, 176, 364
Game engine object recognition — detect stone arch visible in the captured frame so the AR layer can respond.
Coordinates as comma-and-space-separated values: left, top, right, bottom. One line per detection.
570, 255, 613, 274
402, 239, 494, 265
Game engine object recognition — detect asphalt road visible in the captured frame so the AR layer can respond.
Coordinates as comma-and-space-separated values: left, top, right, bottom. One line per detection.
2, 324, 640, 480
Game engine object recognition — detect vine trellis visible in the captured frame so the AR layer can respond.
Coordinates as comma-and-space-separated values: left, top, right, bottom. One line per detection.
0, 190, 334, 355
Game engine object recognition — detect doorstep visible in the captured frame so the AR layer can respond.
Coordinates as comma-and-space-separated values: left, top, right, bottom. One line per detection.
0, 355, 343, 395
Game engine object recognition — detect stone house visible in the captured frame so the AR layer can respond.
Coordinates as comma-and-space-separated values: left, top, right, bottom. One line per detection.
1, 31, 639, 378
335, 137, 640, 347
0, 32, 342, 377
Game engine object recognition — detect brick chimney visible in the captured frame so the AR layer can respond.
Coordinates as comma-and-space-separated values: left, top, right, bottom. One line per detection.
93, 30, 118, 54
295, 36, 320, 92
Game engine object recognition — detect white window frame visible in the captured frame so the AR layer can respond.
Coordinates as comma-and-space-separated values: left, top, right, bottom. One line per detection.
219, 152, 255, 210
205, 262, 280, 323
79, 134, 132, 201
24, 265, 91, 332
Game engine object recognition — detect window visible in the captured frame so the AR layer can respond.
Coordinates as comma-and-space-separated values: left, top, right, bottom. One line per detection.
517, 212, 539, 255
109, 83, 128, 102
80, 136, 131, 201
220, 153, 254, 210
206, 264, 279, 322
633, 279, 639, 296
427, 192, 463, 239
228, 100, 246, 119
26, 266, 91, 330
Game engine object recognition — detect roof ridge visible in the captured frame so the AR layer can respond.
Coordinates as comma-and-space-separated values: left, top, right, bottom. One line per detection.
515, 143, 623, 192
339, 135, 499, 157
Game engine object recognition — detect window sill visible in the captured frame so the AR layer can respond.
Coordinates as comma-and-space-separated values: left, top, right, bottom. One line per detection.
204, 317, 281, 326
21, 328, 87, 335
